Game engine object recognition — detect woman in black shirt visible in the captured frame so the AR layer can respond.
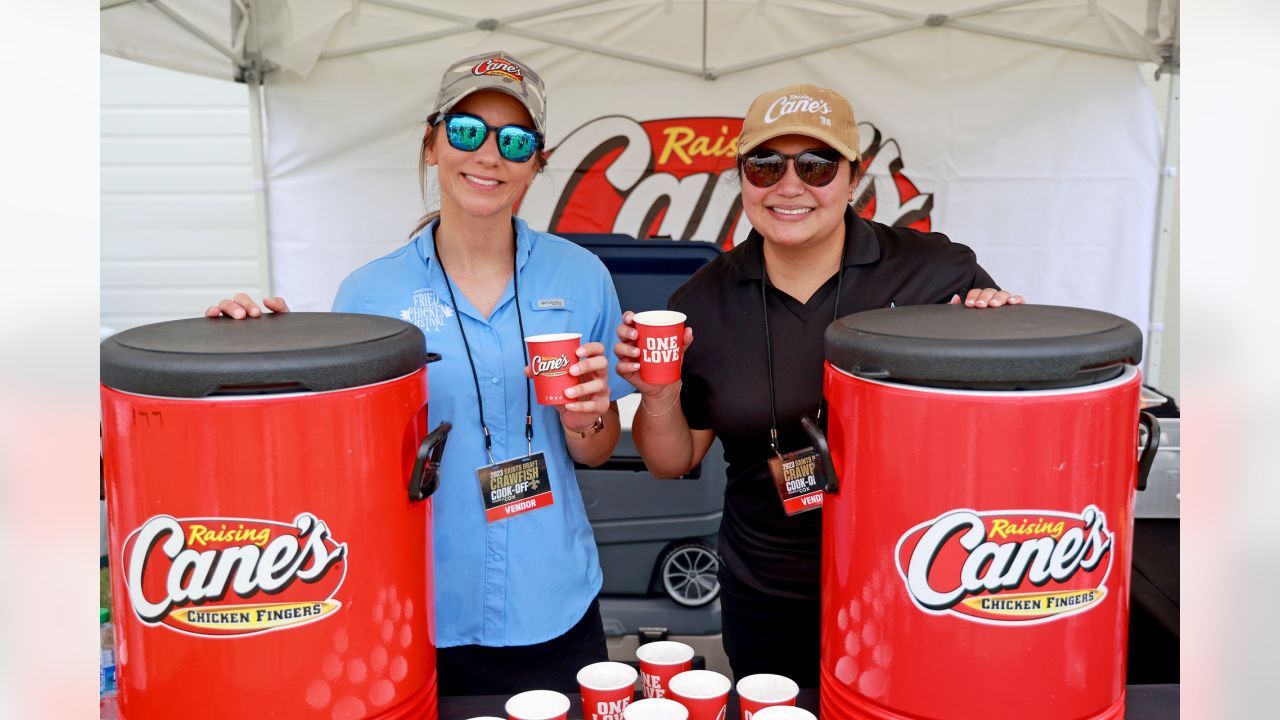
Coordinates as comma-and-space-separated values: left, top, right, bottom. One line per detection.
613, 84, 1021, 686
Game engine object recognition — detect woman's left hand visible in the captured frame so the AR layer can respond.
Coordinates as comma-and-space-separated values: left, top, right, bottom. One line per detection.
950, 288, 1025, 308
524, 341, 612, 432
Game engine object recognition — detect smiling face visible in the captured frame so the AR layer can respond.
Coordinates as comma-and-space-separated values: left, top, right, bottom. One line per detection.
739, 134, 857, 252
425, 91, 540, 222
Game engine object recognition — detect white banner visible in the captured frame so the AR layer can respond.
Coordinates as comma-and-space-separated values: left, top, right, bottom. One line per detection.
263, 12, 1160, 336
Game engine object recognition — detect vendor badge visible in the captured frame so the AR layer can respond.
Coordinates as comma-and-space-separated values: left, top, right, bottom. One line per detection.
478, 452, 553, 522
768, 447, 825, 515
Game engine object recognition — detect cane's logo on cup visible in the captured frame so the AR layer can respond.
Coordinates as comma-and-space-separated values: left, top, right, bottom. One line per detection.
895, 505, 1113, 625
472, 57, 525, 82
122, 513, 348, 637
531, 354, 571, 377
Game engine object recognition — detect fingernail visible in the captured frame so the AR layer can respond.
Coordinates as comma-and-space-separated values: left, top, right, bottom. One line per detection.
630, 330, 637, 339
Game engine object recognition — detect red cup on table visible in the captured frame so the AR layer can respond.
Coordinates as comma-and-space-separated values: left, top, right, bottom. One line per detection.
631, 311, 686, 384
525, 333, 582, 405
734, 674, 799, 720
623, 698, 689, 720
505, 689, 570, 720
635, 640, 694, 699
750, 708, 815, 720
578, 661, 639, 720
667, 670, 730, 720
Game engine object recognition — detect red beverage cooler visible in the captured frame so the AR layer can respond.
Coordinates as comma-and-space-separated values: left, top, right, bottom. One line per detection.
804, 305, 1159, 720
100, 313, 450, 720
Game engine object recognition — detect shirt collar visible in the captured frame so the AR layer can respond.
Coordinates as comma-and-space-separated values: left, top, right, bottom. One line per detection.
735, 207, 881, 282
414, 215, 536, 274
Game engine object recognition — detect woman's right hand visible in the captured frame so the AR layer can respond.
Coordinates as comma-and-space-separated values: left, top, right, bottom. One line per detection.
204, 292, 290, 320
613, 310, 694, 398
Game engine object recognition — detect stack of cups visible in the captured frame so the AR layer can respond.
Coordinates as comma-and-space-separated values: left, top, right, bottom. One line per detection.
623, 698, 689, 720
735, 674, 799, 719
578, 661, 639, 720
505, 690, 571, 720
631, 311, 686, 384
636, 641, 694, 699
668, 670, 731, 720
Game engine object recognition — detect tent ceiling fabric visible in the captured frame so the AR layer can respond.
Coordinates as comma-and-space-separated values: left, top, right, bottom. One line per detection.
102, 0, 1175, 82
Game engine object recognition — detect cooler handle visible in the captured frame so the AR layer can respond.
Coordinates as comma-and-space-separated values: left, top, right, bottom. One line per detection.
1136, 411, 1160, 492
408, 421, 451, 502
801, 415, 840, 494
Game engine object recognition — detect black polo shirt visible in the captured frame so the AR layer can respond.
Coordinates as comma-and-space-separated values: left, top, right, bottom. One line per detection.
669, 209, 996, 600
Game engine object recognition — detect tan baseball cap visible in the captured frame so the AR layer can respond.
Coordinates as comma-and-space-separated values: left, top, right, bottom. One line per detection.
428, 51, 547, 135
738, 84, 861, 162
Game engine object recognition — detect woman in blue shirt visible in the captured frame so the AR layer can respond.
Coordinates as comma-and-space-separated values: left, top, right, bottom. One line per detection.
208, 52, 632, 695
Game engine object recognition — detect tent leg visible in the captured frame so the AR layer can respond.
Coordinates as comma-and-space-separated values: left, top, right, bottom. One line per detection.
1145, 71, 1178, 391
248, 75, 272, 299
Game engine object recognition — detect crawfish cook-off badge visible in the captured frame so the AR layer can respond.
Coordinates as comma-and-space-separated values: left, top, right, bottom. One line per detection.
478, 452, 553, 522
122, 512, 348, 637
895, 505, 1114, 625
768, 447, 825, 515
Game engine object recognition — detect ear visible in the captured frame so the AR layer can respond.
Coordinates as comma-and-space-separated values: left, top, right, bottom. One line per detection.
424, 128, 439, 168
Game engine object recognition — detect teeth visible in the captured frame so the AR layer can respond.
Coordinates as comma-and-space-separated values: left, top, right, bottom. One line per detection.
773, 207, 812, 215
465, 174, 499, 186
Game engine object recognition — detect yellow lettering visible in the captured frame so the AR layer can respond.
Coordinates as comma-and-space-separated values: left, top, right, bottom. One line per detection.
659, 126, 696, 165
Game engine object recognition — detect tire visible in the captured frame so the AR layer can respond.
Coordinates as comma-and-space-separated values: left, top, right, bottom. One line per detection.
660, 542, 721, 607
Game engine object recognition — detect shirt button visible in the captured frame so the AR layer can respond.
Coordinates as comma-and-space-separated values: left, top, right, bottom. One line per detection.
491, 552, 501, 561
482, 326, 492, 332
490, 377, 500, 384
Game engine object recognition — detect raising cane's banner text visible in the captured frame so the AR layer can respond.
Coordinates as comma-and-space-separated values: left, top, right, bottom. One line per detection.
519, 116, 933, 249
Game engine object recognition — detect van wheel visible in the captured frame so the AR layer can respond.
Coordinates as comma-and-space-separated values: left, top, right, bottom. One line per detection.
660, 543, 720, 607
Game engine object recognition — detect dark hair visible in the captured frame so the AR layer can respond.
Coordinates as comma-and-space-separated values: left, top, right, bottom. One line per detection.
408, 120, 549, 238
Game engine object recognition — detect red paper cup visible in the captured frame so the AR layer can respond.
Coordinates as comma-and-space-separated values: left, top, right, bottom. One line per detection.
667, 670, 730, 720
525, 333, 582, 405
749, 708, 815, 720
505, 690, 570, 720
635, 640, 694, 699
632, 311, 686, 385
578, 661, 639, 720
734, 674, 799, 720
623, 698, 690, 720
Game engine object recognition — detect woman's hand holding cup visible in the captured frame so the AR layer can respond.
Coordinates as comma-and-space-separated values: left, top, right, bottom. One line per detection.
614, 311, 693, 407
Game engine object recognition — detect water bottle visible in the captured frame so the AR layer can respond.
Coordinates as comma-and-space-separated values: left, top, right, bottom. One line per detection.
100, 607, 117, 697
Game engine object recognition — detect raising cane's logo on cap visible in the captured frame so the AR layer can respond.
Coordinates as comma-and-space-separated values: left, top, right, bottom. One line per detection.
122, 513, 348, 637
531, 354, 571, 378
895, 505, 1113, 625
472, 57, 526, 83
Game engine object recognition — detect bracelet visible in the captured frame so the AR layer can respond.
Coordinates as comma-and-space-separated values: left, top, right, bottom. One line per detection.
640, 382, 682, 417
563, 414, 605, 439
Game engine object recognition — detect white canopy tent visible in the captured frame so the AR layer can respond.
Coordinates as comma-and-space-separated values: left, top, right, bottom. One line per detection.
101, 0, 1179, 382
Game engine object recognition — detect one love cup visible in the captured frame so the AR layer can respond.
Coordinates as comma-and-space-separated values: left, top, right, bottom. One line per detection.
735, 674, 799, 719
632, 311, 686, 385
578, 661, 638, 720
667, 670, 731, 720
623, 698, 689, 720
525, 333, 582, 405
636, 640, 694, 699
505, 689, 571, 720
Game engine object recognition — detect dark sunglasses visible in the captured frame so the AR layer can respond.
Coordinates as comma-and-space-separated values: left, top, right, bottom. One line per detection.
740, 148, 843, 188
435, 112, 543, 163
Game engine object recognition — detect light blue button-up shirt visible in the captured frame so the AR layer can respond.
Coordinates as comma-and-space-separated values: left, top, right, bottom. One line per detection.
332, 217, 632, 647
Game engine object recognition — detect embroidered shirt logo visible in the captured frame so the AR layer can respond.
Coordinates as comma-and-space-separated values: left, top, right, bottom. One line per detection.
400, 288, 454, 332
536, 298, 566, 309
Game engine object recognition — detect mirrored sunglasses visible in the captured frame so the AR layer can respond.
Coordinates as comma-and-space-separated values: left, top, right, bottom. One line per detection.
436, 112, 542, 163
740, 148, 843, 188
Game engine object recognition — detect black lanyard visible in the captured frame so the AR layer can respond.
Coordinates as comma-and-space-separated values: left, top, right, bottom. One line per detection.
760, 237, 847, 456
433, 228, 534, 464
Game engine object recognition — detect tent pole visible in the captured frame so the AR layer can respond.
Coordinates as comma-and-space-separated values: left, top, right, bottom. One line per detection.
243, 1, 273, 299
1145, 70, 1178, 390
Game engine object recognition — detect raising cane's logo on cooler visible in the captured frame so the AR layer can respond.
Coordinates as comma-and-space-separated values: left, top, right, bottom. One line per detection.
518, 116, 932, 249
472, 57, 525, 83
122, 513, 348, 637
531, 354, 571, 378
894, 506, 1114, 625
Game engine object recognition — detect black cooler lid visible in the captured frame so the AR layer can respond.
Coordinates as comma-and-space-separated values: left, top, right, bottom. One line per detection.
101, 313, 433, 398
825, 304, 1142, 390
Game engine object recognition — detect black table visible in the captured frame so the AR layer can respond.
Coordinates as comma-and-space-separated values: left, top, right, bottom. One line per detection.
440, 684, 1179, 719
